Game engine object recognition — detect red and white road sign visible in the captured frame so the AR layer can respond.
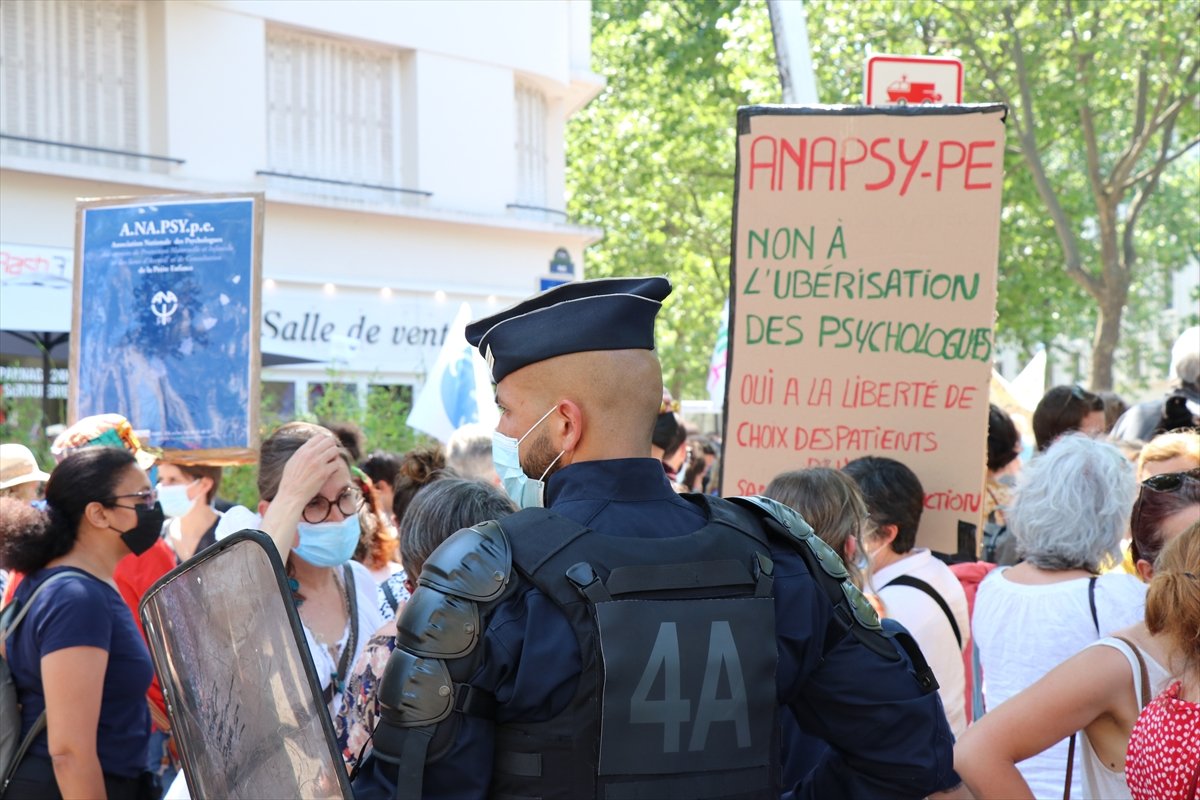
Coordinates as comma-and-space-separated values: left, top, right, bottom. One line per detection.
865, 54, 963, 106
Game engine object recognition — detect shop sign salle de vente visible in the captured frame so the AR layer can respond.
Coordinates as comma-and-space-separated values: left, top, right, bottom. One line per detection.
1, 242, 458, 374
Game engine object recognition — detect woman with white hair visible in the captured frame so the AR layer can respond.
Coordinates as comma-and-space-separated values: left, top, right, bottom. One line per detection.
970, 433, 1148, 799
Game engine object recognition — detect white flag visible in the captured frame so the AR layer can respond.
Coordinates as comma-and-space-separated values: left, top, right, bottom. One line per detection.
407, 303, 499, 443
707, 300, 730, 407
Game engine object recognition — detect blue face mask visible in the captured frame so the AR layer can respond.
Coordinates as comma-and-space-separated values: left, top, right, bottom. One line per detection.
293, 515, 361, 567
157, 481, 199, 518
492, 406, 563, 510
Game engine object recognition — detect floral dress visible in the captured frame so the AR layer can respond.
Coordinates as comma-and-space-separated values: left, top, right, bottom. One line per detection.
334, 632, 398, 772
1125, 681, 1200, 800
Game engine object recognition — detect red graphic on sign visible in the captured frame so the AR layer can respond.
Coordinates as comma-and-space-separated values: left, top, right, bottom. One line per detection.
886, 77, 942, 104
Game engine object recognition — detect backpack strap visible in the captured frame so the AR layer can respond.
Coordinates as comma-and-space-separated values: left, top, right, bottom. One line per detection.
1, 571, 83, 794
1111, 635, 1151, 709
882, 574, 963, 649
0, 572, 79, 642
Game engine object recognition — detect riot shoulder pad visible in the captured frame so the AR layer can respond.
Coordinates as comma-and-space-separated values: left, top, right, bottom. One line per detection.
418, 519, 512, 602
375, 521, 515, 782
376, 647, 455, 728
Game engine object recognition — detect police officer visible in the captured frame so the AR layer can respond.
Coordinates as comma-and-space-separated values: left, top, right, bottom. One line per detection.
353, 276, 958, 799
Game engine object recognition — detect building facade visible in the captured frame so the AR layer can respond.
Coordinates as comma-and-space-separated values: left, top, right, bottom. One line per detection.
0, 0, 603, 427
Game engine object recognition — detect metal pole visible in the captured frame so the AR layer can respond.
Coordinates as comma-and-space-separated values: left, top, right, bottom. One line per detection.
766, 0, 820, 105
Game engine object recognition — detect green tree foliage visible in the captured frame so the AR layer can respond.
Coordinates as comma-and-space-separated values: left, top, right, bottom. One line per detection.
567, 0, 778, 399
804, 0, 1198, 391
572, 0, 1198, 395
214, 378, 426, 509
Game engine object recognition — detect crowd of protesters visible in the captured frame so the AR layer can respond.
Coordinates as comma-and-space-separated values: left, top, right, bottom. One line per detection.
0, 325, 1197, 800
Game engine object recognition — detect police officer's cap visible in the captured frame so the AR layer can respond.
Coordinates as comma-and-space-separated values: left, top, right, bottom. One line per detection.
465, 276, 671, 383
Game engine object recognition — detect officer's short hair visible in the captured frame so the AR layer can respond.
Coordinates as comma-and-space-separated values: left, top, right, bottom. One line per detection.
843, 456, 924, 555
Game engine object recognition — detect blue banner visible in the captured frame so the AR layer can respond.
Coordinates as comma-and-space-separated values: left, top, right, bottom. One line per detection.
75, 196, 259, 452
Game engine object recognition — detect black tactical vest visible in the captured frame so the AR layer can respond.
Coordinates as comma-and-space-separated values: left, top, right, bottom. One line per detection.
488, 495, 781, 800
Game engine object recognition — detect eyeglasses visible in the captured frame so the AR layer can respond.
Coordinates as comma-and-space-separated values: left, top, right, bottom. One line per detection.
1130, 468, 1200, 555
302, 487, 364, 524
104, 489, 158, 510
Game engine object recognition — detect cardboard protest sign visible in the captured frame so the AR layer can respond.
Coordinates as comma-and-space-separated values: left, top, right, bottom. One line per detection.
70, 194, 263, 464
722, 105, 1007, 555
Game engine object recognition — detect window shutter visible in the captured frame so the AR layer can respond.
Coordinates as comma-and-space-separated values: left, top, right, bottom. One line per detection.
514, 82, 548, 207
266, 26, 402, 199
0, 0, 144, 168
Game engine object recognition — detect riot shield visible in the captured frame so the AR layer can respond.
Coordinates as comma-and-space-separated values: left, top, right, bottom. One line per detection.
140, 530, 351, 799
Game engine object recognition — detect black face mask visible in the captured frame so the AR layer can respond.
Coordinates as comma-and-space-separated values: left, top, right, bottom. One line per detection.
115, 502, 165, 556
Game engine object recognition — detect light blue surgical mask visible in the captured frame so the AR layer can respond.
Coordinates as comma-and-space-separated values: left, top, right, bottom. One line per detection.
492, 406, 564, 510
293, 515, 361, 567
156, 481, 199, 518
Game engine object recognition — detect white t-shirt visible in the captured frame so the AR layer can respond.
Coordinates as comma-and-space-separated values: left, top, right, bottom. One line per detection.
973, 569, 1147, 799
872, 548, 970, 737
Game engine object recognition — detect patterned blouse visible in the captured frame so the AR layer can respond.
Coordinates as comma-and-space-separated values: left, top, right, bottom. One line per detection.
334, 631, 398, 772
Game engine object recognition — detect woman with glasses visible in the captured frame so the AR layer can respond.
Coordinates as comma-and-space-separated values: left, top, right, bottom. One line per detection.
956, 479, 1197, 800
0, 447, 162, 799
255, 422, 385, 717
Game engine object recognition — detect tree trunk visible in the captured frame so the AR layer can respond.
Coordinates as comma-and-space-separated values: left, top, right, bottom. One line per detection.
1089, 292, 1127, 392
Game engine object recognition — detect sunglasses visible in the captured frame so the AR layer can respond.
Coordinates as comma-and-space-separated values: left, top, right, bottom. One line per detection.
1130, 468, 1200, 557
1059, 384, 1089, 412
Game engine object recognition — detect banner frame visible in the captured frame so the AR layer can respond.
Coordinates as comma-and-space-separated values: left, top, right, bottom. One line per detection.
69, 192, 264, 465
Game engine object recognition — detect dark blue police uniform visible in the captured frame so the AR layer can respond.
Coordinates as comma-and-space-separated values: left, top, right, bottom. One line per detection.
354, 458, 956, 800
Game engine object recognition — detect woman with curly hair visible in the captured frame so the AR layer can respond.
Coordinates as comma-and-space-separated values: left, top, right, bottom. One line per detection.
375, 445, 456, 620
349, 466, 402, 585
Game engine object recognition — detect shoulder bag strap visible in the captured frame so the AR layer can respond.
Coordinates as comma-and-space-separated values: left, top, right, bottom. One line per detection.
882, 574, 963, 649
1111, 635, 1151, 709
338, 563, 358, 691
1062, 732, 1077, 800
1087, 576, 1099, 634
380, 579, 400, 614
320, 565, 360, 707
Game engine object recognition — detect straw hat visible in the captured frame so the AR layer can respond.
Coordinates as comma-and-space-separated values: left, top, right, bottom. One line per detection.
0, 443, 51, 490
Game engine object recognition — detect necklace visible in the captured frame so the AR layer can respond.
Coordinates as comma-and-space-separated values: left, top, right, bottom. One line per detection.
297, 572, 349, 661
